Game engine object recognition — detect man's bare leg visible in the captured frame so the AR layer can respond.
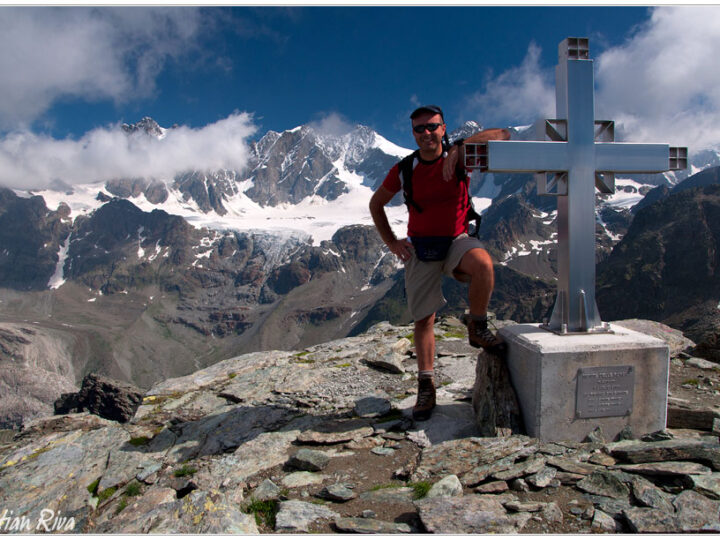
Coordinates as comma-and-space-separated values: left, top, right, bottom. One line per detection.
454, 248, 494, 316
414, 312, 436, 372
413, 312, 437, 420
454, 248, 506, 354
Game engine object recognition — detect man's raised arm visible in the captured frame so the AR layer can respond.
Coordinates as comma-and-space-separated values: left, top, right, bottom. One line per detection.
443, 128, 511, 181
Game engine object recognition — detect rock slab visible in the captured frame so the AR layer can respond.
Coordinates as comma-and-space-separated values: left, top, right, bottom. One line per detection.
415, 495, 528, 534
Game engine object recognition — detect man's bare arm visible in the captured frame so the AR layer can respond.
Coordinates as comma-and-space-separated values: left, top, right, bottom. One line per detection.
465, 128, 511, 144
443, 128, 511, 181
369, 186, 412, 261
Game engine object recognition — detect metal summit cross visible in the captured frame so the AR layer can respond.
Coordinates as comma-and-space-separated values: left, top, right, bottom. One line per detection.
465, 37, 687, 334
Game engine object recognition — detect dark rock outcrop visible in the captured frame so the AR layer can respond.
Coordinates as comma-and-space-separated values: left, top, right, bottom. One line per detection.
472, 350, 524, 437
54, 373, 143, 423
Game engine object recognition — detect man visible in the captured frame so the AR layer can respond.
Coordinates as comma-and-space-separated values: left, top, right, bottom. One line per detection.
369, 104, 510, 421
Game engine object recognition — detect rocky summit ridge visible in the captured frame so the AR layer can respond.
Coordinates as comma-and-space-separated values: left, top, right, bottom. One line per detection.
1, 317, 720, 534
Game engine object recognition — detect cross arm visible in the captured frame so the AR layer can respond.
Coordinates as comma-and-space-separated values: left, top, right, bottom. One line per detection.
490, 140, 569, 173
466, 140, 569, 173
595, 143, 681, 173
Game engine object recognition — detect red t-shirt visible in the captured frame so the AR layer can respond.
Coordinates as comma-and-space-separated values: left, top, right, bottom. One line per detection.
382, 155, 471, 238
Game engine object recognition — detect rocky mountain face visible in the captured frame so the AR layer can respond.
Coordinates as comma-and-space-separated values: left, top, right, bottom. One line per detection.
0, 190, 71, 290
597, 182, 720, 359
1, 317, 719, 534
0, 188, 404, 426
0, 322, 78, 431
243, 124, 404, 206
245, 127, 347, 205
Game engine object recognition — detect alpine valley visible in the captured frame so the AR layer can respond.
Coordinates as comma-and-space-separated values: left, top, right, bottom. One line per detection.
1, 117, 719, 429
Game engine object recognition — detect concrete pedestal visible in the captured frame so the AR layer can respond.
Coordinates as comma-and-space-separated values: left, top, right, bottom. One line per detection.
499, 323, 669, 442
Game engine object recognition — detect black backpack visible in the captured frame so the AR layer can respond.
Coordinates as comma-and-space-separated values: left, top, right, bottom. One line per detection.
397, 139, 482, 238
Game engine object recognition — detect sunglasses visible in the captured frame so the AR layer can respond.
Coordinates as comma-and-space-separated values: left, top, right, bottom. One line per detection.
412, 123, 443, 134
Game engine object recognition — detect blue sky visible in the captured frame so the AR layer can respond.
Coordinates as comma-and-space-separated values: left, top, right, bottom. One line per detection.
1, 4, 720, 189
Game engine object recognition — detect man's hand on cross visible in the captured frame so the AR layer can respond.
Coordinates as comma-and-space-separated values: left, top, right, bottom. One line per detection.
443, 128, 511, 181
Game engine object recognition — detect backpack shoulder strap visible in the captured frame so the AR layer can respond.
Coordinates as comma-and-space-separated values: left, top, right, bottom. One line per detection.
458, 159, 481, 237
450, 142, 481, 236
398, 147, 477, 233
399, 151, 423, 213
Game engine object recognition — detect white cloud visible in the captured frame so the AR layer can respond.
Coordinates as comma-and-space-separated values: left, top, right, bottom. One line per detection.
464, 6, 720, 153
0, 7, 204, 130
308, 112, 354, 138
596, 5, 720, 150
463, 42, 555, 128
0, 113, 258, 190
0, 7, 262, 191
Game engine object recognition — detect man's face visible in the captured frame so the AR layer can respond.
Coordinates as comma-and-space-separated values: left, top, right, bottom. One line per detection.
411, 112, 446, 157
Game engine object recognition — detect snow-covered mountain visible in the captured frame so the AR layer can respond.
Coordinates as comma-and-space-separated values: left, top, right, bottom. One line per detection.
16, 115, 720, 292
32, 119, 411, 246
15, 115, 720, 302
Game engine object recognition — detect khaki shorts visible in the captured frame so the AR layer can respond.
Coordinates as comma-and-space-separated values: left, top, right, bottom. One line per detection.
404, 233, 486, 321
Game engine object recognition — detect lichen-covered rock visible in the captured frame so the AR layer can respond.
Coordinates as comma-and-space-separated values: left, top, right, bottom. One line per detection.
630, 476, 674, 513
295, 419, 373, 444
526, 466, 557, 488
274, 500, 340, 533
416, 494, 529, 534
613, 319, 694, 357
624, 507, 679, 533
426, 474, 463, 498
606, 437, 720, 469
673, 490, 720, 532
412, 436, 535, 482
576, 471, 630, 499
287, 448, 330, 472
252, 479, 282, 502
592, 509, 618, 532
334, 517, 412, 533
318, 483, 356, 502
0, 426, 129, 531
689, 472, 720, 499
363, 346, 405, 374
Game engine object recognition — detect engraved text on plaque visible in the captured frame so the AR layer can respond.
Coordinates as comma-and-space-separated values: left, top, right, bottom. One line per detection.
576, 366, 634, 418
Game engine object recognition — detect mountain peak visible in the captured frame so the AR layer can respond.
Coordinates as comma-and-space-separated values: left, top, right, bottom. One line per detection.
121, 117, 166, 139
448, 120, 484, 143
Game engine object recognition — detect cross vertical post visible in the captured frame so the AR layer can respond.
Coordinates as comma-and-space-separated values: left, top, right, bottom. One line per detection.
464, 37, 687, 334
552, 38, 600, 333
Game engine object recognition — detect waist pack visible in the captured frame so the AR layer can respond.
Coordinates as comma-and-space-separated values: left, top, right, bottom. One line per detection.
411, 236, 455, 262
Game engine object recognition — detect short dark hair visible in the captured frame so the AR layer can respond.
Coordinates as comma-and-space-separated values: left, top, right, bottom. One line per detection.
410, 105, 444, 121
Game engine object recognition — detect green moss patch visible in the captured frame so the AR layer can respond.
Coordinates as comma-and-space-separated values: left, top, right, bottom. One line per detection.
243, 499, 279, 528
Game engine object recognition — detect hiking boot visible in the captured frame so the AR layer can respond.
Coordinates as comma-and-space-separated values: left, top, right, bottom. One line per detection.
412, 377, 436, 421
463, 314, 507, 356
